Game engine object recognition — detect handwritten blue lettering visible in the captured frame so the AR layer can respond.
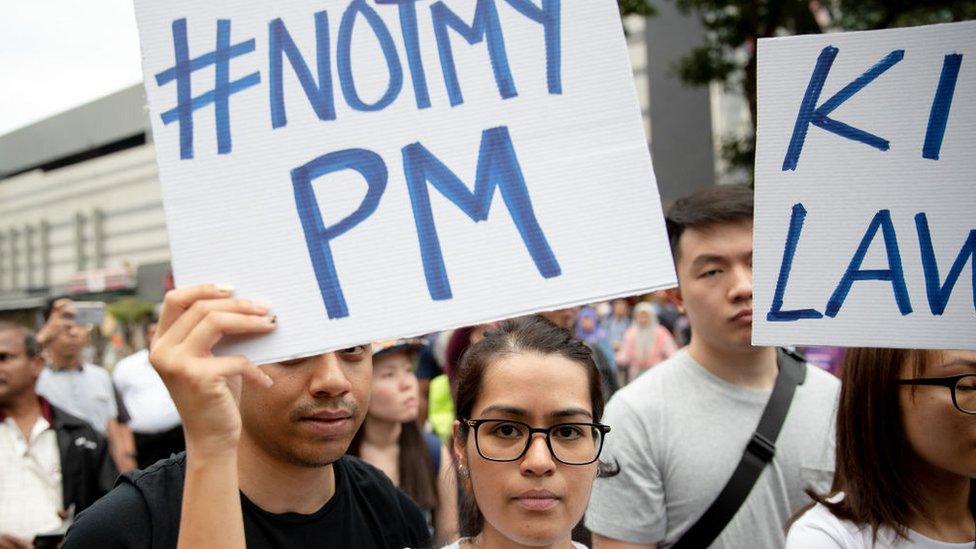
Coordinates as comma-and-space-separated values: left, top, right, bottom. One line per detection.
402, 125, 561, 300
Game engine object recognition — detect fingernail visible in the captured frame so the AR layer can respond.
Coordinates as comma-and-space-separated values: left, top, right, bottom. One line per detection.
215, 284, 235, 294
262, 373, 274, 388
252, 300, 271, 310
266, 315, 277, 325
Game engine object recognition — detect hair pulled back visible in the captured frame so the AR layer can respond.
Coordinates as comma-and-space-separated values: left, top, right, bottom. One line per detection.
453, 315, 615, 537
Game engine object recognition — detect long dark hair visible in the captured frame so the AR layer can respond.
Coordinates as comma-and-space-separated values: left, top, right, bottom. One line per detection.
803, 348, 976, 541
349, 419, 438, 512
453, 315, 617, 537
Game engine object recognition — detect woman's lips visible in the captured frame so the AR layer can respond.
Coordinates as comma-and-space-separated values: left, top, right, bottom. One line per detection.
513, 490, 559, 511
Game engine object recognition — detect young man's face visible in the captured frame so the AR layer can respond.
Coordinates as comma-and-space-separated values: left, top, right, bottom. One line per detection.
238, 346, 372, 468
0, 329, 43, 406
670, 220, 755, 353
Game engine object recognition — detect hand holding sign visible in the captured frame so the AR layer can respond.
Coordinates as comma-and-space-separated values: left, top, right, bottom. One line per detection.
150, 285, 275, 455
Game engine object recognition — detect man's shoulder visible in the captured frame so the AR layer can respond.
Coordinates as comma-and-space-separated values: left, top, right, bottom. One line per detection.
802, 362, 840, 387
124, 451, 188, 489
337, 454, 401, 495
64, 452, 182, 549
613, 351, 692, 403
336, 456, 429, 541
337, 456, 426, 514
64, 478, 153, 548
796, 363, 841, 402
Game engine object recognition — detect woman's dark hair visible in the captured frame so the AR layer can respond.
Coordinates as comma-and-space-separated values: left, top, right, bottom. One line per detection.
802, 348, 976, 541
349, 419, 438, 512
453, 315, 617, 537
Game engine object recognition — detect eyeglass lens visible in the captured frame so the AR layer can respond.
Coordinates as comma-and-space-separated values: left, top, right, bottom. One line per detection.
956, 375, 976, 413
475, 420, 603, 464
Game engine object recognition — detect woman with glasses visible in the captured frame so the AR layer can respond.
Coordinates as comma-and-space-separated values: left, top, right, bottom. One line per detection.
444, 315, 615, 549
787, 348, 976, 548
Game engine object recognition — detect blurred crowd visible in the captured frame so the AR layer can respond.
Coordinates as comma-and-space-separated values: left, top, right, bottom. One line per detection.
0, 185, 969, 549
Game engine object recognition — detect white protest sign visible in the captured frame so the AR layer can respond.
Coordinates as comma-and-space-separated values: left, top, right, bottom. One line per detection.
134, 0, 676, 364
753, 21, 975, 350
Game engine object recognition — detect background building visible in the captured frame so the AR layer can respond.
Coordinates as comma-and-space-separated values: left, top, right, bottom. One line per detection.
0, 86, 168, 322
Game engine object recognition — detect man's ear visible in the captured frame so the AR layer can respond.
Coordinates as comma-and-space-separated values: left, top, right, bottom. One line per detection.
665, 287, 685, 314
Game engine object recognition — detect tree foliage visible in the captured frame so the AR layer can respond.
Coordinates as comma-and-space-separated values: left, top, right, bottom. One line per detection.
619, 0, 656, 18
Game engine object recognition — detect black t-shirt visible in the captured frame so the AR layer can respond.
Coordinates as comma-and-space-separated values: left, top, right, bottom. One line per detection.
64, 452, 431, 549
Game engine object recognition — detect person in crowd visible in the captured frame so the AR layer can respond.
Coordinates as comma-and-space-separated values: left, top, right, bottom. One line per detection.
0, 322, 116, 548
787, 348, 975, 548
539, 308, 619, 402
445, 325, 490, 384
64, 285, 430, 548
112, 316, 185, 469
35, 298, 137, 472
446, 315, 614, 549
575, 306, 606, 347
422, 325, 492, 443
415, 334, 447, 428
586, 184, 841, 548
603, 299, 632, 353
647, 291, 681, 338
349, 339, 459, 546
615, 301, 677, 382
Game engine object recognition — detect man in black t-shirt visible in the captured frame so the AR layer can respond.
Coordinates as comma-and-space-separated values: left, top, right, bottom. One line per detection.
64, 285, 430, 548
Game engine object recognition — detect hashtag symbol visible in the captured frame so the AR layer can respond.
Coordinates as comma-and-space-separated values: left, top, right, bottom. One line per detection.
155, 19, 261, 160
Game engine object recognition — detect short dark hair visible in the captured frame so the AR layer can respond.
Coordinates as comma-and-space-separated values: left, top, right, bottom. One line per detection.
453, 316, 616, 537
665, 184, 754, 262
0, 321, 40, 358
803, 348, 976, 542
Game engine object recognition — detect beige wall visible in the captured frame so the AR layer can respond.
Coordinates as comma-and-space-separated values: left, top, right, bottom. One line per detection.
0, 142, 168, 295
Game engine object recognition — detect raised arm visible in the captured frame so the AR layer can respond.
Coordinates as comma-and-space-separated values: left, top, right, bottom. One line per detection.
149, 285, 276, 549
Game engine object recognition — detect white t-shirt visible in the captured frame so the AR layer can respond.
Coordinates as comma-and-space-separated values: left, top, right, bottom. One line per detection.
112, 349, 181, 434
36, 363, 117, 434
585, 349, 841, 548
787, 497, 974, 548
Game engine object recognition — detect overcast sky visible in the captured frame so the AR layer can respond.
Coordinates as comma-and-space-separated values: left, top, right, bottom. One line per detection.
0, 0, 143, 135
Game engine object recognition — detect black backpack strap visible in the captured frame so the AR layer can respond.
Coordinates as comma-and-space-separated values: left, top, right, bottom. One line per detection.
672, 349, 806, 549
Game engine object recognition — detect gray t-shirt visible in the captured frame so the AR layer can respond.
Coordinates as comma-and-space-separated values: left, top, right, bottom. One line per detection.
585, 349, 840, 548
36, 363, 118, 434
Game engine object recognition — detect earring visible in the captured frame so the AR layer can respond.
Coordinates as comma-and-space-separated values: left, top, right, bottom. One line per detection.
457, 464, 470, 479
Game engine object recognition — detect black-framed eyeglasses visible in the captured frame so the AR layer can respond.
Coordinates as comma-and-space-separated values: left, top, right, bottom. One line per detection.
462, 418, 611, 465
898, 374, 976, 415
